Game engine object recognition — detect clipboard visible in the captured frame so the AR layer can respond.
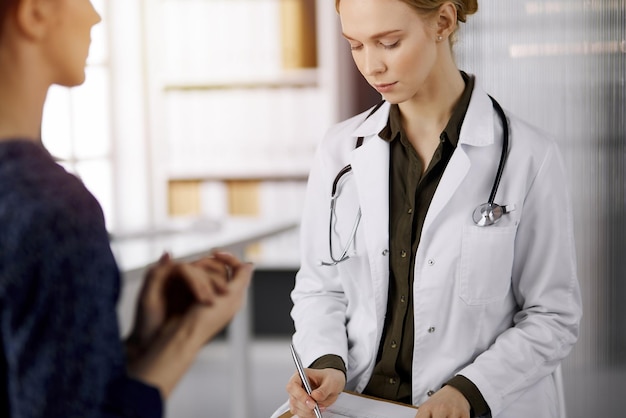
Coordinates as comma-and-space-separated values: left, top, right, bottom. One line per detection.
278, 391, 418, 418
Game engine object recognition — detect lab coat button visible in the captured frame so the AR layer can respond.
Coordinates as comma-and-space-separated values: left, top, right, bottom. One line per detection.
382, 249, 389, 256
427, 259, 435, 266
428, 327, 436, 333
427, 390, 435, 397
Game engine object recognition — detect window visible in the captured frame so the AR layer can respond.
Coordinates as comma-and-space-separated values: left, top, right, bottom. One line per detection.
41, 0, 114, 227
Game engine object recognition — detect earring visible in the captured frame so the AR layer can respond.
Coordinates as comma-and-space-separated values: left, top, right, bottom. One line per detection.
437, 35, 443, 42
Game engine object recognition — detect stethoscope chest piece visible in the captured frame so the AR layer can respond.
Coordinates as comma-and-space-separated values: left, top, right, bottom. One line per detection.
471, 96, 515, 228
472, 202, 516, 227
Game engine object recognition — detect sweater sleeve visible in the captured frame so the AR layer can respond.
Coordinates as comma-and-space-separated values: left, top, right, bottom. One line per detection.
103, 378, 163, 418
0, 184, 163, 418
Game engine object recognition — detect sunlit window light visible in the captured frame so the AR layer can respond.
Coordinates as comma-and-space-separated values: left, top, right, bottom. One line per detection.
41, 0, 113, 227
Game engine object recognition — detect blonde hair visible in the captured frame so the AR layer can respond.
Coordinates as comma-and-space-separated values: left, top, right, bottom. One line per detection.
335, 0, 478, 41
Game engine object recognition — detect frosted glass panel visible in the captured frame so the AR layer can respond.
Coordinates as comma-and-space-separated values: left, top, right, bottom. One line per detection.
454, 1, 625, 416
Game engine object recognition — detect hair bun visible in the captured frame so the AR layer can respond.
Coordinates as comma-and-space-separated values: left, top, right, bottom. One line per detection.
458, 0, 478, 22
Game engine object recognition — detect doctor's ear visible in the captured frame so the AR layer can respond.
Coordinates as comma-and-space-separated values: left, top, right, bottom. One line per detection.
14, 0, 54, 41
434, 2, 458, 42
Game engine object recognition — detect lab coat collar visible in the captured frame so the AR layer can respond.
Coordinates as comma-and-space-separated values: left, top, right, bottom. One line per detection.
349, 82, 496, 148
459, 83, 496, 147
351, 101, 391, 139
347, 81, 497, 241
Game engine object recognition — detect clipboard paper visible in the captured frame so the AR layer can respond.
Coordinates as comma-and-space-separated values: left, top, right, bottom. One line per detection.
278, 391, 418, 418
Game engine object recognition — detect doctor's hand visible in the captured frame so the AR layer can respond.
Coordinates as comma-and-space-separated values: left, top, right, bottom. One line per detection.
415, 385, 470, 418
286, 367, 346, 417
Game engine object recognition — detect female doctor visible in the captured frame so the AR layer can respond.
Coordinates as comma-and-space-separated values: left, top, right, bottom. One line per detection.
279, 0, 582, 417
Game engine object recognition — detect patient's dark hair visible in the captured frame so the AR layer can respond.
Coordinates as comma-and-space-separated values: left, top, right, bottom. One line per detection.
0, 0, 19, 40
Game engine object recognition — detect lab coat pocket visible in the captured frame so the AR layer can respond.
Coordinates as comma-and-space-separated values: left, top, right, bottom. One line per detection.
459, 225, 516, 305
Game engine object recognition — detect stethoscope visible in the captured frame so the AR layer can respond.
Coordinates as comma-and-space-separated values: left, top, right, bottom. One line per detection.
320, 96, 514, 267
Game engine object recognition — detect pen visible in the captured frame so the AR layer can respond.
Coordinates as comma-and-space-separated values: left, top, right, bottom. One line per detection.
290, 343, 323, 418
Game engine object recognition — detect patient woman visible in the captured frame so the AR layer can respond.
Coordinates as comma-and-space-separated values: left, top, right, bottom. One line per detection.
0, 0, 253, 417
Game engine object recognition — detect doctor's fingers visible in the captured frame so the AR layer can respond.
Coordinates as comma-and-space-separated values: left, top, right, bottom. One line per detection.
415, 385, 470, 418
288, 393, 323, 418
308, 368, 345, 405
414, 410, 467, 418
286, 369, 342, 409
286, 371, 319, 408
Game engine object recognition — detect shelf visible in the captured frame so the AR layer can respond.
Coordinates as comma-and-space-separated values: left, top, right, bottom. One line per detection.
111, 216, 299, 276
163, 68, 319, 92
143, 0, 342, 282
167, 169, 310, 182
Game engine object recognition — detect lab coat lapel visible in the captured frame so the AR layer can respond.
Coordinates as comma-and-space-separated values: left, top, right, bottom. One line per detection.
350, 132, 390, 322
349, 102, 390, 258
422, 148, 471, 235
350, 135, 389, 251
422, 86, 496, 236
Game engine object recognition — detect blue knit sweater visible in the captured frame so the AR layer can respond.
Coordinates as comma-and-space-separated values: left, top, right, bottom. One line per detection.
0, 140, 162, 418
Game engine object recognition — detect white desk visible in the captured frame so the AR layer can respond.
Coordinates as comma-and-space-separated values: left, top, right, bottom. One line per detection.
111, 216, 299, 418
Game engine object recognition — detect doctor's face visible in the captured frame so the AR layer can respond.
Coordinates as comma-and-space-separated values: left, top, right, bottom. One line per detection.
339, 0, 439, 104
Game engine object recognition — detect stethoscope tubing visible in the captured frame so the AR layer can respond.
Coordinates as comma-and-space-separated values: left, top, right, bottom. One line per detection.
487, 96, 509, 205
331, 164, 353, 196
321, 96, 511, 265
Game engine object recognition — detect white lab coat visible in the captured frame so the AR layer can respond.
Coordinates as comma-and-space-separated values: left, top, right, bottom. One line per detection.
278, 82, 582, 418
